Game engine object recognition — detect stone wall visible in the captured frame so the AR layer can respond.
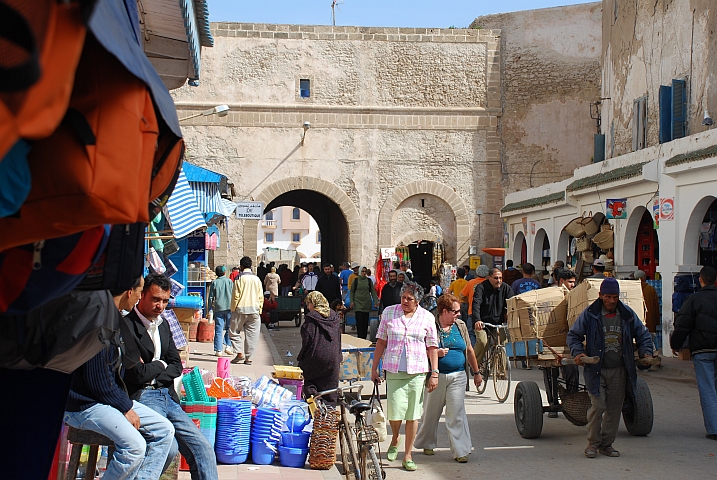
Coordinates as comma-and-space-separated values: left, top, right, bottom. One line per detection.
471, 3, 602, 195
174, 23, 502, 266
601, 0, 717, 157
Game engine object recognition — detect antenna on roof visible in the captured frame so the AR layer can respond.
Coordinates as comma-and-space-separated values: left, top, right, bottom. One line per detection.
331, 0, 344, 27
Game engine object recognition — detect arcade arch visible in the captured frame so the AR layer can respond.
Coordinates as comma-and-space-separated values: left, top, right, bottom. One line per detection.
533, 228, 550, 268
378, 180, 470, 264
244, 177, 362, 266
513, 231, 527, 265
684, 195, 717, 267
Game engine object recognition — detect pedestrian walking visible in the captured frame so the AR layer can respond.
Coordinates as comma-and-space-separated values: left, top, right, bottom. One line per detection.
670, 266, 717, 440
379, 270, 403, 314
229, 256, 264, 365
315, 263, 342, 304
208, 265, 234, 356
350, 266, 379, 339
264, 266, 280, 298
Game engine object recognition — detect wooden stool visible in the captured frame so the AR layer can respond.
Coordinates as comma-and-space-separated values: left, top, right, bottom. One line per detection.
65, 426, 115, 480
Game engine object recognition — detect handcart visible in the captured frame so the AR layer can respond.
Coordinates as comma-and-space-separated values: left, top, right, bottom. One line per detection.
506, 339, 656, 439
274, 295, 303, 327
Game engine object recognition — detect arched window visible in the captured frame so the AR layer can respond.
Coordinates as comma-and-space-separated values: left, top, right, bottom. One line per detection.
265, 210, 274, 220
292, 208, 301, 220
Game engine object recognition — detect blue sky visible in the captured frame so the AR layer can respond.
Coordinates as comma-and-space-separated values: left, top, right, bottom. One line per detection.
208, 1, 593, 28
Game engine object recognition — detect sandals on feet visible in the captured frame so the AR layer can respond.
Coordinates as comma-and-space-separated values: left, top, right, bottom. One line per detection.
386, 446, 398, 462
402, 460, 417, 471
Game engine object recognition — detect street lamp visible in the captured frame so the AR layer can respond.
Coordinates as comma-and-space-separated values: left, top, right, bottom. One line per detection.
301, 121, 311, 146
179, 104, 230, 122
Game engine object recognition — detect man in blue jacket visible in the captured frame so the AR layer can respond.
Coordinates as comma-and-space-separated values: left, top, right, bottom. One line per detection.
567, 277, 653, 459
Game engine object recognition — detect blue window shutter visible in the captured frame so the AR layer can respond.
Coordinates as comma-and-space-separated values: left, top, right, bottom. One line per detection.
300, 79, 310, 98
659, 85, 672, 143
671, 79, 687, 140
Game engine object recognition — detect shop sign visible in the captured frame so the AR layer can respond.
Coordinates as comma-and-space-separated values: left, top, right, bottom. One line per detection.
187, 230, 205, 261
652, 198, 660, 229
235, 202, 264, 220
660, 198, 675, 221
606, 198, 627, 219
380, 247, 395, 259
522, 217, 528, 235
530, 222, 536, 235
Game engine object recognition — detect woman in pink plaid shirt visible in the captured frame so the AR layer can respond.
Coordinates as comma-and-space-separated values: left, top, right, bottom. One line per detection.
371, 282, 439, 472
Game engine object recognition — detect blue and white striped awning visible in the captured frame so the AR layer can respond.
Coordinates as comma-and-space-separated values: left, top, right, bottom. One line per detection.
189, 181, 223, 215
166, 169, 207, 239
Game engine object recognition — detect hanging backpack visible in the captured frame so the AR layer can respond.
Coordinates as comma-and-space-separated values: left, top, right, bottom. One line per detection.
0, 289, 120, 373
0, 225, 109, 315
0, 33, 183, 252
76, 222, 146, 292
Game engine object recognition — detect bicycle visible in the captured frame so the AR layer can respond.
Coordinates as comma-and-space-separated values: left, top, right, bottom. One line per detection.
308, 384, 385, 480
475, 322, 511, 403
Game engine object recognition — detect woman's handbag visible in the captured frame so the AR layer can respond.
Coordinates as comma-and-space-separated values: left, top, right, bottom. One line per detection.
367, 383, 387, 442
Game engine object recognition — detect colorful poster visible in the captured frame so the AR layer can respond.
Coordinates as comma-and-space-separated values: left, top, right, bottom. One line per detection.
530, 222, 536, 235
522, 217, 528, 235
660, 198, 675, 221
652, 198, 660, 229
606, 198, 628, 219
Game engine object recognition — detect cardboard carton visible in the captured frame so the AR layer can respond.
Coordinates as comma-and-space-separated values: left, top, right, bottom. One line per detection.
507, 288, 569, 346
567, 279, 645, 328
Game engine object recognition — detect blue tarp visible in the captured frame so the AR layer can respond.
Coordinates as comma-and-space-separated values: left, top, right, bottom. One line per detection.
184, 163, 226, 183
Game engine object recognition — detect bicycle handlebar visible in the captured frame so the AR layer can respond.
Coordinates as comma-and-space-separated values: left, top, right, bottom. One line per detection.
480, 322, 506, 330
313, 383, 364, 401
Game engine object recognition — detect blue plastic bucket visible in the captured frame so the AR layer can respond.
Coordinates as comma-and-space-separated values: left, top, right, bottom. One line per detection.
281, 432, 311, 449
251, 441, 276, 465
216, 451, 248, 464
278, 445, 309, 468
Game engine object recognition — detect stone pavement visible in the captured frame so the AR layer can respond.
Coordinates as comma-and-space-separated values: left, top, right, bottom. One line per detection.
177, 325, 342, 480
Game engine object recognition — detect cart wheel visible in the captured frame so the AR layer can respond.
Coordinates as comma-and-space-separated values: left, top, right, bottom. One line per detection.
514, 381, 543, 438
623, 377, 653, 436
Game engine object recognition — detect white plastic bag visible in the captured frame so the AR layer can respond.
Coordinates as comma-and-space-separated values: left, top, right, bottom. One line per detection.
367, 383, 387, 442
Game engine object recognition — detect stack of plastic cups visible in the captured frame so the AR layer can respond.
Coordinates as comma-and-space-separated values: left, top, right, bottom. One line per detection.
217, 357, 230, 379
215, 399, 252, 464
251, 408, 283, 464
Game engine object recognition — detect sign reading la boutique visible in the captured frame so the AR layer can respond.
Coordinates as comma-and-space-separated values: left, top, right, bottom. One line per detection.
235, 202, 264, 220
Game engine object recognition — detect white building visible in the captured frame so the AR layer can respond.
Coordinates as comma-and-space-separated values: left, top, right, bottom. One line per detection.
256, 207, 322, 263
500, 0, 717, 356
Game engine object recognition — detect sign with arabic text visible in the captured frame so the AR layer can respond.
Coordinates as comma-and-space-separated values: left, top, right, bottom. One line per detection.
235, 202, 264, 220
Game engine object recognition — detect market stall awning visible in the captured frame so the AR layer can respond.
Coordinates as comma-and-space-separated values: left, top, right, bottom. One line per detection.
220, 198, 237, 216
166, 169, 207, 239
183, 163, 225, 183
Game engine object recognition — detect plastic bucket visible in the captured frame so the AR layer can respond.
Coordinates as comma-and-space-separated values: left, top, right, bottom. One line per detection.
216, 451, 248, 464
251, 441, 276, 465
281, 432, 310, 449
278, 445, 309, 468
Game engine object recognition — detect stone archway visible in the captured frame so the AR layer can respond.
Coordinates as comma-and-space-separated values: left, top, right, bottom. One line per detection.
513, 231, 526, 263
243, 177, 362, 263
378, 180, 470, 264
684, 195, 717, 265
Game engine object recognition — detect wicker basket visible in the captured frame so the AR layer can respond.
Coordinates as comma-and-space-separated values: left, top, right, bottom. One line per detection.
559, 385, 591, 426
580, 214, 599, 236
575, 236, 592, 252
565, 216, 586, 238
593, 230, 614, 249
582, 251, 595, 263
309, 408, 340, 470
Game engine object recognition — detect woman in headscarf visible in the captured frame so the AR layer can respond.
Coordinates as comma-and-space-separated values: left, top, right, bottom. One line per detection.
264, 266, 280, 298
350, 265, 379, 339
298, 291, 343, 406
371, 282, 439, 472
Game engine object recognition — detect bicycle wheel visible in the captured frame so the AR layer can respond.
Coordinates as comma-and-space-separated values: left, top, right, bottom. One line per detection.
340, 412, 361, 480
492, 345, 511, 403
360, 444, 384, 480
476, 350, 490, 395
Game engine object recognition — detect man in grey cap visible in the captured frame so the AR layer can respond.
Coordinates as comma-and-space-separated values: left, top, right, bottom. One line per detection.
590, 259, 607, 279
568, 277, 654, 458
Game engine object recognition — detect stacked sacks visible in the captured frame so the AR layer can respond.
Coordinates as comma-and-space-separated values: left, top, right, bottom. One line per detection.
215, 399, 252, 464
251, 408, 283, 464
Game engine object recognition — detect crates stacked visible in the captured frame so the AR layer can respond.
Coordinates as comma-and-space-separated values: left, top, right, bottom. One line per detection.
181, 366, 216, 447
215, 399, 252, 464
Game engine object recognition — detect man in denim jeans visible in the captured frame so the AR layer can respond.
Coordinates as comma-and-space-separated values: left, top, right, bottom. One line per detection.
123, 274, 218, 480
64, 279, 175, 480
208, 265, 234, 357
671, 266, 717, 440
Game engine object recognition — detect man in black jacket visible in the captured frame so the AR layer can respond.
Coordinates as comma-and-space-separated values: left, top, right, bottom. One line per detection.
379, 269, 403, 314
64, 279, 175, 480
123, 274, 218, 480
671, 266, 717, 440
315, 263, 342, 304
471, 268, 514, 365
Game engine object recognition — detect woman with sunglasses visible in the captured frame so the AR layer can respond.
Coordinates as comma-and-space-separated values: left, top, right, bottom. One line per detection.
414, 294, 482, 463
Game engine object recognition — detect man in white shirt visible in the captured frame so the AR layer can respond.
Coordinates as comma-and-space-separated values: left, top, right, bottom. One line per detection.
123, 274, 218, 480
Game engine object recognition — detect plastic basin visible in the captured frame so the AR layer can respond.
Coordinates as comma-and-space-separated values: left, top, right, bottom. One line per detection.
216, 451, 248, 464
278, 446, 309, 468
281, 432, 310, 449
251, 441, 276, 465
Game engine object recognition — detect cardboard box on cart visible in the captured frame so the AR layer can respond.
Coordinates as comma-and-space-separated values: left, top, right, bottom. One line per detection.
567, 279, 645, 329
507, 288, 569, 347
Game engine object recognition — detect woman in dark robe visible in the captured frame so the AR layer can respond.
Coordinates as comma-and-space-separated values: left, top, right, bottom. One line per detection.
298, 291, 342, 406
